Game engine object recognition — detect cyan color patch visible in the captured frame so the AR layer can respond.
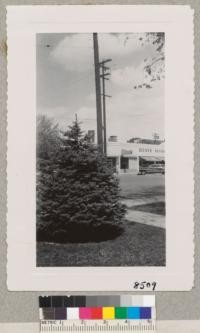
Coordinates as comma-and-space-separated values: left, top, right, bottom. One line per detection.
127, 307, 140, 319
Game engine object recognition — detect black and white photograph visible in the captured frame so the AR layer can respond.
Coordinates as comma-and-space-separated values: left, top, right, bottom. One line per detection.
7, 5, 194, 291
36, 32, 166, 267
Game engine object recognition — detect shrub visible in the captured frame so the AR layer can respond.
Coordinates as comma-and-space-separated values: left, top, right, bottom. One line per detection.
36, 117, 126, 243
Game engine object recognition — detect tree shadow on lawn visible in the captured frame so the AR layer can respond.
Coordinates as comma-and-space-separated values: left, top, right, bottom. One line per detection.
37, 222, 165, 267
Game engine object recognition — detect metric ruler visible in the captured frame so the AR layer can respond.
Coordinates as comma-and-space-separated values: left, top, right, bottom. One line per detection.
40, 319, 156, 332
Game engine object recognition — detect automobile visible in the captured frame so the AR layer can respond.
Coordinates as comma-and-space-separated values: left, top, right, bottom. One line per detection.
138, 163, 165, 175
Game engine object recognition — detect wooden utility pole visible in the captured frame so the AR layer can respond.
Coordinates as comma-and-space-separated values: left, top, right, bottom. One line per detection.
100, 59, 112, 156
102, 66, 107, 155
93, 33, 103, 153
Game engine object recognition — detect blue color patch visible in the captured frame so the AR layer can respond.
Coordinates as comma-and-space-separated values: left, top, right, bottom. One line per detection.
140, 307, 151, 319
127, 307, 140, 319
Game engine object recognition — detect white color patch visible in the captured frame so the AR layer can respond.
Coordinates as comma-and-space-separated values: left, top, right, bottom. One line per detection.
143, 296, 155, 307
67, 308, 79, 320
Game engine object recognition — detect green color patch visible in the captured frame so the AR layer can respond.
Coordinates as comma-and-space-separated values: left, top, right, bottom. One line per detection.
115, 307, 127, 319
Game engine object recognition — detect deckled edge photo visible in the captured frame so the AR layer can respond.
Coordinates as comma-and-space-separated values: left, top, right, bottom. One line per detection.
7, 5, 194, 291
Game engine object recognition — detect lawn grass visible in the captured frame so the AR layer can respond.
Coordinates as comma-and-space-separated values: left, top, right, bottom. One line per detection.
37, 222, 165, 267
131, 202, 165, 216
119, 174, 165, 201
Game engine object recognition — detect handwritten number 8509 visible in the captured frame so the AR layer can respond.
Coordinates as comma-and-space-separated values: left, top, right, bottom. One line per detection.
133, 281, 157, 291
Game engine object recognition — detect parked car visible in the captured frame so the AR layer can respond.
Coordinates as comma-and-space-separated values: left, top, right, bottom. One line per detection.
138, 163, 165, 175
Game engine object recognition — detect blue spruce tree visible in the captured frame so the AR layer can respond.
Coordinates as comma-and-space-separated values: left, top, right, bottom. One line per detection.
37, 116, 126, 243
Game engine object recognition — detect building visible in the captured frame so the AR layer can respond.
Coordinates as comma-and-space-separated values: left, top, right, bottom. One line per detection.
107, 137, 165, 174
127, 137, 164, 145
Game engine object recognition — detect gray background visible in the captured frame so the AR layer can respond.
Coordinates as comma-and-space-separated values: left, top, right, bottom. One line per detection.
0, 0, 199, 323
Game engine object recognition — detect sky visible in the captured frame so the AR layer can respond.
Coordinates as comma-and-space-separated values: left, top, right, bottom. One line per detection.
36, 33, 165, 142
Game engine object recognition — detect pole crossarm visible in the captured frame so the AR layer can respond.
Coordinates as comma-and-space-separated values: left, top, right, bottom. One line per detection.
99, 59, 112, 65
101, 94, 112, 98
100, 73, 110, 78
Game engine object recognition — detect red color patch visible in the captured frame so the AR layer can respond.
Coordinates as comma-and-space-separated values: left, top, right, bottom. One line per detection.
91, 307, 102, 319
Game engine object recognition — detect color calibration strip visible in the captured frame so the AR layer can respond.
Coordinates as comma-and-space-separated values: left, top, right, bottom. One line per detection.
39, 296, 156, 332
39, 295, 155, 320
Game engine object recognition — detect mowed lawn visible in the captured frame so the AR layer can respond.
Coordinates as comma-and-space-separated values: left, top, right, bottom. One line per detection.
119, 173, 165, 201
133, 202, 165, 216
37, 222, 165, 266
37, 174, 165, 267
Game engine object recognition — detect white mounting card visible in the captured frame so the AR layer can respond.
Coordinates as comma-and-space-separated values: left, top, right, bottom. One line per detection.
7, 5, 194, 291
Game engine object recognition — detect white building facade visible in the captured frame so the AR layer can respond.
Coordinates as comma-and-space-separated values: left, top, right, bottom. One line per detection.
107, 141, 165, 174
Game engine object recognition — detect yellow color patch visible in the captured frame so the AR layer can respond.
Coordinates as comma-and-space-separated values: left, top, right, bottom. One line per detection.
102, 307, 115, 319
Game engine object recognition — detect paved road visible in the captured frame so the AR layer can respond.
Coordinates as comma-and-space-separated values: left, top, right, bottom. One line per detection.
119, 174, 165, 201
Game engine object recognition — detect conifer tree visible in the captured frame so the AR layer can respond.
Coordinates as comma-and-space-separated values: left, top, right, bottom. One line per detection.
37, 116, 126, 243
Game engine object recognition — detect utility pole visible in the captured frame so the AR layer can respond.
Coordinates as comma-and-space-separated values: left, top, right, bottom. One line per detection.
93, 33, 103, 153
99, 59, 112, 156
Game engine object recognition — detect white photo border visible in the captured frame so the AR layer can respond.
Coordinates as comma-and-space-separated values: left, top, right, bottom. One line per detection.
7, 5, 194, 291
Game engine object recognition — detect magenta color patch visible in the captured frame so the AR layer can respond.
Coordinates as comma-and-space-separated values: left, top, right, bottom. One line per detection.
79, 307, 91, 319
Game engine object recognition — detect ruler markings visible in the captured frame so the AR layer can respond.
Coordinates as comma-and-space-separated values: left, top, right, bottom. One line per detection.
40, 320, 156, 330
